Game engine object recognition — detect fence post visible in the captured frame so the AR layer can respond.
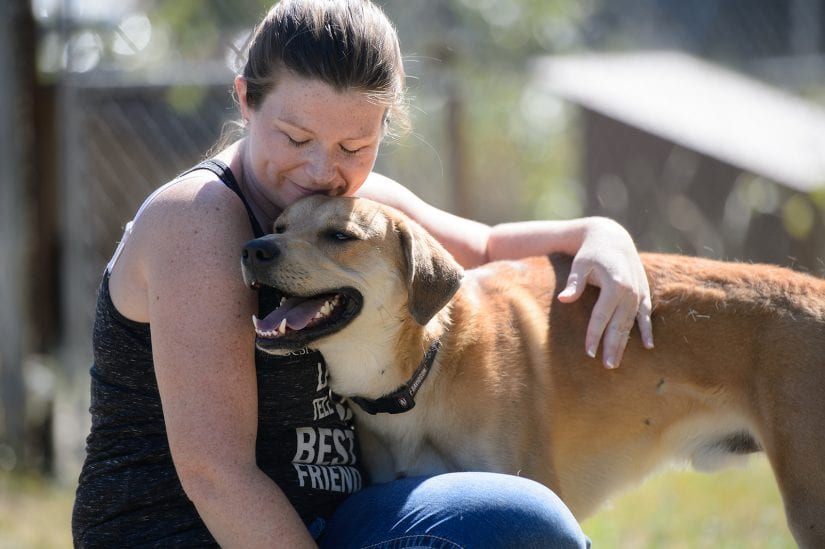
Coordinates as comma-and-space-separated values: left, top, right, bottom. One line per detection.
0, 0, 34, 469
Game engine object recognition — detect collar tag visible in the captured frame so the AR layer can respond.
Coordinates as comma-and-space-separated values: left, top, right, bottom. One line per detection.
351, 340, 441, 415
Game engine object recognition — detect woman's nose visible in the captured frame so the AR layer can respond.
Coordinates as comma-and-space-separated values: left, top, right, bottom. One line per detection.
305, 150, 337, 185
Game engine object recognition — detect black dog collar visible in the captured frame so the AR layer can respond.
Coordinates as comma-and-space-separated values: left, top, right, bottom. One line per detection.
350, 339, 441, 415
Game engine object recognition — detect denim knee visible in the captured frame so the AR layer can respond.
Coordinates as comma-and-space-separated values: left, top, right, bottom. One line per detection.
320, 472, 589, 549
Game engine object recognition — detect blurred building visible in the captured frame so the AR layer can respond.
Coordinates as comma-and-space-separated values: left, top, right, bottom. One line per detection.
533, 51, 825, 271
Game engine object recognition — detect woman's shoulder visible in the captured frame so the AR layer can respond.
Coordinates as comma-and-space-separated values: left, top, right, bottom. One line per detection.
107, 166, 254, 322
135, 169, 250, 238
126, 167, 257, 282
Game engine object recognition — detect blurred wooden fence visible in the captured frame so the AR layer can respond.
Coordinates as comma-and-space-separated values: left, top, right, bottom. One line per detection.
0, 0, 36, 471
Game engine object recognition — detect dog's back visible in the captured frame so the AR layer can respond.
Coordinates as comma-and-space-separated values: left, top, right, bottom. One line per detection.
442, 252, 825, 543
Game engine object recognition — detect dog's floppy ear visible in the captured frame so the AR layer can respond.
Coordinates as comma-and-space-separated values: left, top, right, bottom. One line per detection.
395, 217, 464, 325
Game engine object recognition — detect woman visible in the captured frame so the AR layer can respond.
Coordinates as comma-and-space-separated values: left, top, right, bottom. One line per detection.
72, 0, 653, 547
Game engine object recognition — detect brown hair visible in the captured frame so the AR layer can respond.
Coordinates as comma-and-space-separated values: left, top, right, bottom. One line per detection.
220, 0, 408, 148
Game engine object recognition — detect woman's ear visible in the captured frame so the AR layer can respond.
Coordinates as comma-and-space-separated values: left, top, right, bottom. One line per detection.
235, 75, 250, 121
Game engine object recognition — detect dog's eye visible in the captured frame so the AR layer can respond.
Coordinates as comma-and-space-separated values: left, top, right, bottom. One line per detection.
273, 225, 286, 234
326, 230, 356, 242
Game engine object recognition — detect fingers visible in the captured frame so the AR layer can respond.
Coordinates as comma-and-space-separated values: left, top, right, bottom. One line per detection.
585, 288, 637, 369
557, 271, 586, 303
571, 267, 654, 369
560, 254, 654, 368
636, 292, 655, 351
560, 259, 615, 362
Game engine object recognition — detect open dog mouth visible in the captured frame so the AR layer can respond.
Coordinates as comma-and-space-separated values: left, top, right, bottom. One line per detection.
250, 285, 363, 351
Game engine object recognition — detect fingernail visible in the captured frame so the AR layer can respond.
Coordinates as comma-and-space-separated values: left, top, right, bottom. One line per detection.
605, 358, 617, 369
586, 345, 596, 358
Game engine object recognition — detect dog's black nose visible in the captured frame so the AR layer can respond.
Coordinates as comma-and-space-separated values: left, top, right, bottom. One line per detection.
242, 238, 281, 265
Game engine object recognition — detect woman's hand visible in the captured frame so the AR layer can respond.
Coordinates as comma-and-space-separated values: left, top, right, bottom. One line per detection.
556, 217, 653, 369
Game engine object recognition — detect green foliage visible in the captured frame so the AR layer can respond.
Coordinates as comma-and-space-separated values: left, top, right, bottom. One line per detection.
452, 67, 581, 222
448, 0, 599, 60
149, 0, 271, 58
781, 194, 815, 240
165, 84, 210, 115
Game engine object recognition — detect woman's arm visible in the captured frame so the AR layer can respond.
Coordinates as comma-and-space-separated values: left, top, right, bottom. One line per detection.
359, 173, 653, 368
134, 178, 316, 548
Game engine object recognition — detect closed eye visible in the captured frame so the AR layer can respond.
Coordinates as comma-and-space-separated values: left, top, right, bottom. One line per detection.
340, 144, 361, 155
286, 134, 310, 147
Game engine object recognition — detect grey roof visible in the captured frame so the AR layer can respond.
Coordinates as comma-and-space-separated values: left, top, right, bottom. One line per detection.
532, 51, 825, 192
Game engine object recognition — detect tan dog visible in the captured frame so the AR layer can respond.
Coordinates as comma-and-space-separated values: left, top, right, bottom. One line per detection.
241, 195, 825, 548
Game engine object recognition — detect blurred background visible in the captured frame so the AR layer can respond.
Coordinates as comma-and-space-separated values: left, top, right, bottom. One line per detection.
1, 0, 823, 546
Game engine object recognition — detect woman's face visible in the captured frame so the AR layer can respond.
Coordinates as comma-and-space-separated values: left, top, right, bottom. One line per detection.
236, 72, 386, 212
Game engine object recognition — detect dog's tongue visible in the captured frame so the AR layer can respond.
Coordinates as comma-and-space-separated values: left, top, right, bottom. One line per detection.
255, 297, 326, 332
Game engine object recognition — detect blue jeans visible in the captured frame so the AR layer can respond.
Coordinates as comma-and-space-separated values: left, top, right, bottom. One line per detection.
316, 472, 590, 548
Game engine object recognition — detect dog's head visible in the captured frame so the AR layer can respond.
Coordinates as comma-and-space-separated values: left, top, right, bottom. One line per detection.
241, 195, 464, 356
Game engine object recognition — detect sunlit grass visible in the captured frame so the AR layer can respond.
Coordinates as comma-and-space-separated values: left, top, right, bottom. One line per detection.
582, 455, 795, 548
0, 470, 74, 549
0, 456, 794, 548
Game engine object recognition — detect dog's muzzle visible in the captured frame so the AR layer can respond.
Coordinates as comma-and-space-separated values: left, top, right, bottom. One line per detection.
239, 234, 365, 350
241, 235, 281, 288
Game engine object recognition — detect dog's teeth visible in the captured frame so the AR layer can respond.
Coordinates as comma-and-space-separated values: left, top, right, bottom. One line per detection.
278, 318, 287, 335
279, 297, 286, 307
314, 299, 338, 320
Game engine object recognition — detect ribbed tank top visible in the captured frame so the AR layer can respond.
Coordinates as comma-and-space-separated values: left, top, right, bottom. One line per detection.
72, 160, 363, 547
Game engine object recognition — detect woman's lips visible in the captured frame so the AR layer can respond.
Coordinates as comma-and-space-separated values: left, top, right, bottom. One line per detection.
287, 178, 342, 198
289, 179, 317, 196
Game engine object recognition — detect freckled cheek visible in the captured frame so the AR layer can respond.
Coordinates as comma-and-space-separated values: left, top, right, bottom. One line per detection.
341, 158, 375, 195
253, 141, 276, 179
257, 136, 301, 175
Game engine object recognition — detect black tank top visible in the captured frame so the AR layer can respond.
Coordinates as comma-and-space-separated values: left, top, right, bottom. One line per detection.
72, 160, 363, 547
